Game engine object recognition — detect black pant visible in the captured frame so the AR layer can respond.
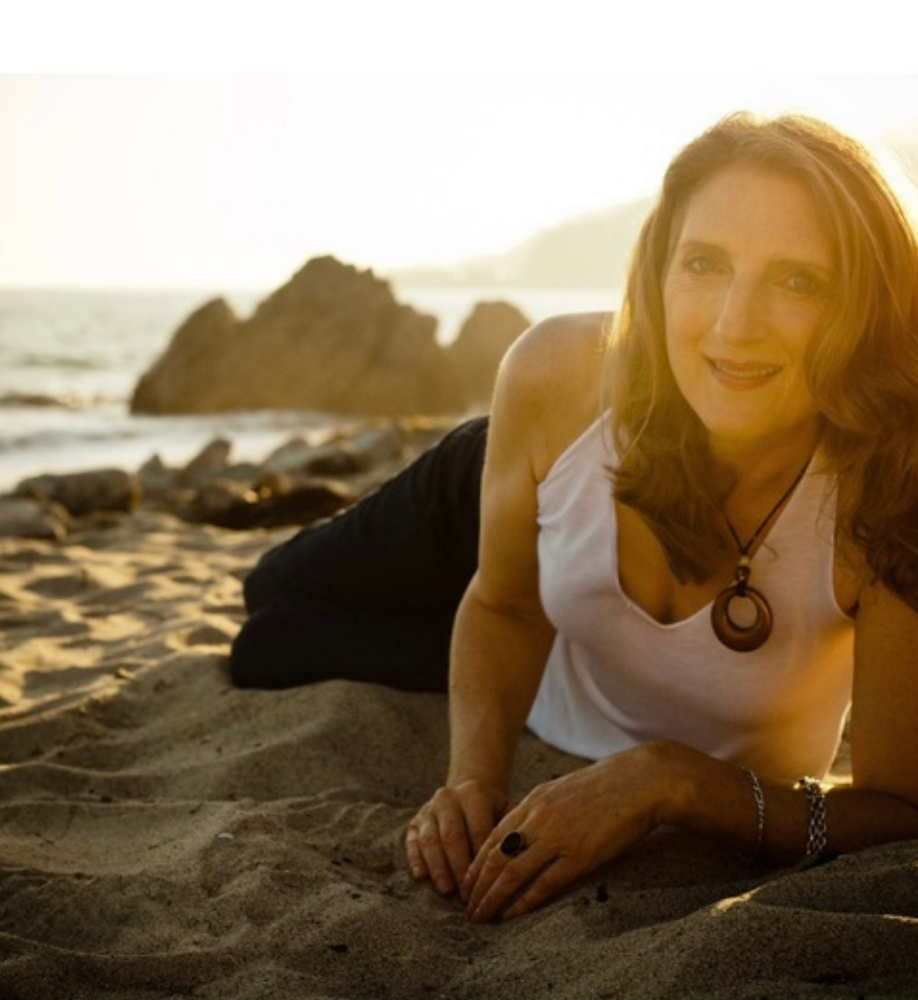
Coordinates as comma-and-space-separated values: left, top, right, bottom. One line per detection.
229, 417, 488, 692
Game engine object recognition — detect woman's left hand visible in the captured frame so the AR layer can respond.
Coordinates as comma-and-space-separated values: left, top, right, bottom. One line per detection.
462, 743, 676, 922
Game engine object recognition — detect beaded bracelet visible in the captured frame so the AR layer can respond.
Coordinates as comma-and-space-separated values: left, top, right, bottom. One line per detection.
796, 775, 828, 859
738, 765, 766, 864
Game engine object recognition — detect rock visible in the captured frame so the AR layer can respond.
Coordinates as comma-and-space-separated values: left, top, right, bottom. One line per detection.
346, 425, 405, 469
14, 469, 141, 518
0, 392, 76, 409
262, 436, 361, 478
129, 256, 464, 417
178, 437, 233, 486
130, 298, 239, 415
0, 498, 71, 540
190, 478, 356, 530
185, 480, 257, 524
184, 438, 232, 475
262, 436, 315, 476
446, 301, 530, 408
137, 454, 176, 497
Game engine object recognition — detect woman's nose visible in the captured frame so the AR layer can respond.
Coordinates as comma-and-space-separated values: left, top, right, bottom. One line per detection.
713, 278, 764, 342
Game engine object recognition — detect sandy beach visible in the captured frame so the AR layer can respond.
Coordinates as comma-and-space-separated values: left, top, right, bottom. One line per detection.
1, 508, 917, 1000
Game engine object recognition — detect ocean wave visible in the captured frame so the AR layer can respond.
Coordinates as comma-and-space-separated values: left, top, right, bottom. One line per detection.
14, 353, 101, 370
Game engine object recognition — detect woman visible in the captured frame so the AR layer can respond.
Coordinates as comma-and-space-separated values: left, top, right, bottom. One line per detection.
232, 112, 918, 923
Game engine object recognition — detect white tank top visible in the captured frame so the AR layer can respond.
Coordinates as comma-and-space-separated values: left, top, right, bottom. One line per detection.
527, 414, 854, 782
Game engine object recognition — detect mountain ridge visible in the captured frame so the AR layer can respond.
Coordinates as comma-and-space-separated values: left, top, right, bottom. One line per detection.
390, 122, 918, 291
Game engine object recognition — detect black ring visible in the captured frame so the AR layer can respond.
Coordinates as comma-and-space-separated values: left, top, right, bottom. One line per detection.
500, 831, 526, 857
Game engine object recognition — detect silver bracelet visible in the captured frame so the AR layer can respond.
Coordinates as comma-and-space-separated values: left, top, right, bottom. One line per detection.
738, 765, 766, 864
796, 775, 828, 859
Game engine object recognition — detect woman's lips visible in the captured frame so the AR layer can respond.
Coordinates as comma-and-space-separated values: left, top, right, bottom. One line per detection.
707, 357, 782, 387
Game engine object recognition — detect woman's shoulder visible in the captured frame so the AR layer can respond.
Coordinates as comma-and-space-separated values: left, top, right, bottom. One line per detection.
495, 312, 612, 480
504, 311, 610, 370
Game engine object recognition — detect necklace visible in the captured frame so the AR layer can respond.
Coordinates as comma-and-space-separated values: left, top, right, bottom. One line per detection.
710, 459, 811, 653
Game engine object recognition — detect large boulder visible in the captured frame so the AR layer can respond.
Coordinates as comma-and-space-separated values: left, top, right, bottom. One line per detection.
130, 257, 463, 417
131, 298, 239, 415
446, 300, 530, 408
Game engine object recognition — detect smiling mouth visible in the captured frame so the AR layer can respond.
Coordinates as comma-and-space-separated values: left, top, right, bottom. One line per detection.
708, 358, 782, 382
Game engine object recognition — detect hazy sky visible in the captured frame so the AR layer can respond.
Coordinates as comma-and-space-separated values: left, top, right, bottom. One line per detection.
4, 3, 918, 290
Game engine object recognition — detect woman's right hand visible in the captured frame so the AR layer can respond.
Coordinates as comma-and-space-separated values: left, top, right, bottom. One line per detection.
405, 780, 508, 897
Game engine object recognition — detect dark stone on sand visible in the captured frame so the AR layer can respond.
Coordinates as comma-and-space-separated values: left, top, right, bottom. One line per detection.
178, 438, 233, 487
0, 497, 71, 540
188, 478, 356, 530
14, 468, 141, 518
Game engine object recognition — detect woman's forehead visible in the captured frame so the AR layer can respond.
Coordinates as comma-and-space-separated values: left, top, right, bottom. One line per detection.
673, 166, 835, 266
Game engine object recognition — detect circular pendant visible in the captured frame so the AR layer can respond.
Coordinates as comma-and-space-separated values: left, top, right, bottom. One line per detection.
711, 582, 773, 653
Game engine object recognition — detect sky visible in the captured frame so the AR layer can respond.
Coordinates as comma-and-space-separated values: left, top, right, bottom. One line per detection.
3, 1, 918, 291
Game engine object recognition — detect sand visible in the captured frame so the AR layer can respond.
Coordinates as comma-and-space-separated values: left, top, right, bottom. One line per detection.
1, 508, 917, 999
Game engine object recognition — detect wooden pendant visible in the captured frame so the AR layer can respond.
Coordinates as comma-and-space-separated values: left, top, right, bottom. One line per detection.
711, 581, 773, 652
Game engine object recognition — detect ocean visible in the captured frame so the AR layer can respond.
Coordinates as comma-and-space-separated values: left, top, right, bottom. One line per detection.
0, 283, 616, 492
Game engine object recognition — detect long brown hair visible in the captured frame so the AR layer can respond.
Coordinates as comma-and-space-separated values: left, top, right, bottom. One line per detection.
607, 111, 918, 604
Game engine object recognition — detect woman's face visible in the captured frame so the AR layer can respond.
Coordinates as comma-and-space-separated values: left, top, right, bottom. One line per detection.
663, 166, 835, 456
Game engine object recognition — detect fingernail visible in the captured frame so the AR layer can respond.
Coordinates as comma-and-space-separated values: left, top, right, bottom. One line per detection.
436, 879, 452, 895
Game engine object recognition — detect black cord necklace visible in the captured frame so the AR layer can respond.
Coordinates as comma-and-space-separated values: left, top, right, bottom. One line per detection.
710, 459, 812, 653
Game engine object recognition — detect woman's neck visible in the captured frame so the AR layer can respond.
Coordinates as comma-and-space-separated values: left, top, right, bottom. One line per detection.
708, 421, 822, 499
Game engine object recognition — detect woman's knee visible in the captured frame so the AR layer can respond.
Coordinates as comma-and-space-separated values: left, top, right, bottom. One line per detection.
229, 597, 453, 693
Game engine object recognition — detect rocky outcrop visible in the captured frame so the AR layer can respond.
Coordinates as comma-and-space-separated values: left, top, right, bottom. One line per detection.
130, 299, 239, 415
131, 257, 463, 417
130, 256, 530, 418
446, 301, 530, 408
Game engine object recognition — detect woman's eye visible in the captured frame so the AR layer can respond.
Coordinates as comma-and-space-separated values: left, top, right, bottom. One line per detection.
684, 255, 718, 275
784, 273, 823, 296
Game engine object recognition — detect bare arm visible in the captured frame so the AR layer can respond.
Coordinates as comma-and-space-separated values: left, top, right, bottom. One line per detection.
675, 581, 918, 860
465, 581, 918, 923
405, 315, 605, 896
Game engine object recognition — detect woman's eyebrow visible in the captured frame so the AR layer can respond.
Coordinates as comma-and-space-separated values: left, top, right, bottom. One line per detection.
675, 238, 834, 274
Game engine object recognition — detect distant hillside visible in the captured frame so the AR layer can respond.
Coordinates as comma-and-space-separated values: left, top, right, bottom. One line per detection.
391, 120, 918, 292
391, 196, 653, 291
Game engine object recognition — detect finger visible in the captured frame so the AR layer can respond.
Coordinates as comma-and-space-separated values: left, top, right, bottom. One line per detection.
435, 801, 477, 892
467, 838, 553, 923
499, 857, 580, 921
416, 787, 482, 895
404, 823, 429, 882
462, 804, 526, 903
414, 814, 461, 895
461, 824, 501, 902
456, 805, 501, 902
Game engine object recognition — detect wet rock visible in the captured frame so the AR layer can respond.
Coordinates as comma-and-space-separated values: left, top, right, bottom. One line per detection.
262, 436, 316, 476
178, 438, 233, 486
187, 477, 356, 530
14, 469, 141, 517
0, 498, 71, 540
347, 425, 404, 469
137, 454, 177, 497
